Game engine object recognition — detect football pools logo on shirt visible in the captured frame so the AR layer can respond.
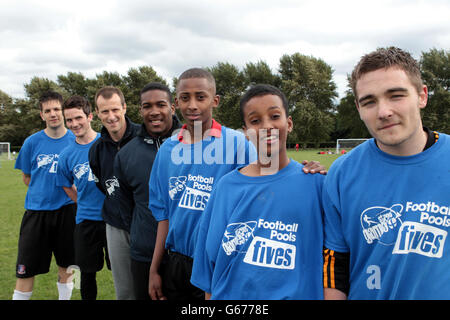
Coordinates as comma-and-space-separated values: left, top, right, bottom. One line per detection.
360, 201, 448, 258
169, 174, 214, 211
222, 219, 298, 270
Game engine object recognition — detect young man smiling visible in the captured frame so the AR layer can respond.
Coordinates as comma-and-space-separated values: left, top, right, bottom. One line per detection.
323, 47, 450, 300
148, 69, 326, 300
191, 84, 325, 300
148, 68, 257, 300
57, 96, 108, 300
13, 91, 76, 300
113, 82, 181, 299
89, 86, 140, 299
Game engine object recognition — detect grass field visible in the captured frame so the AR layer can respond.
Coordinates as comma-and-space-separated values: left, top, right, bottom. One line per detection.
0, 149, 341, 300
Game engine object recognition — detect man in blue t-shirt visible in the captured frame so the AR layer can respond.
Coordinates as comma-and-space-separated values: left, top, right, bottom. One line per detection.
323, 47, 450, 299
57, 95, 109, 300
13, 91, 76, 300
148, 68, 256, 301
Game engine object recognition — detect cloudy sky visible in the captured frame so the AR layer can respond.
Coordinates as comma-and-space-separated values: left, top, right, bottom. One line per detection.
1, 0, 449, 101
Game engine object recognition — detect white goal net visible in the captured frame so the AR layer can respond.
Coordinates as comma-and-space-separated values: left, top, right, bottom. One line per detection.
336, 138, 369, 154
0, 142, 12, 160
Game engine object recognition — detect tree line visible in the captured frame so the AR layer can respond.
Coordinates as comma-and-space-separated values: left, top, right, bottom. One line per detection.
0, 49, 448, 148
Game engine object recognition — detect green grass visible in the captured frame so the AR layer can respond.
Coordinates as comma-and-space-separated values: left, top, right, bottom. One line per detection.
287, 149, 340, 170
0, 159, 115, 300
0, 149, 342, 300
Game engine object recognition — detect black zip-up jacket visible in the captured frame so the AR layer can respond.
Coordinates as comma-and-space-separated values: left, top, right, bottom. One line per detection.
113, 115, 182, 262
88, 116, 140, 230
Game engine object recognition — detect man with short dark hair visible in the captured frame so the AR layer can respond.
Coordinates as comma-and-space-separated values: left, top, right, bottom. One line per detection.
57, 95, 109, 300
13, 91, 76, 300
89, 86, 140, 300
114, 82, 182, 299
323, 47, 450, 300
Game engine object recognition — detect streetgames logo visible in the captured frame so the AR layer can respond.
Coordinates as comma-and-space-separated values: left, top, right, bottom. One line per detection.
361, 204, 403, 245
37, 154, 58, 173
105, 177, 119, 195
169, 176, 187, 200
222, 221, 257, 255
73, 162, 95, 181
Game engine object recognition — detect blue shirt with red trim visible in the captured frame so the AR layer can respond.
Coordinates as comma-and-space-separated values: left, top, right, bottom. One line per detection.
148, 120, 257, 258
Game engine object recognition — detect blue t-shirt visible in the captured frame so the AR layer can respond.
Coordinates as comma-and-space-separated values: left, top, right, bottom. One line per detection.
323, 133, 450, 299
56, 134, 105, 224
15, 130, 75, 211
190, 160, 324, 300
148, 125, 257, 258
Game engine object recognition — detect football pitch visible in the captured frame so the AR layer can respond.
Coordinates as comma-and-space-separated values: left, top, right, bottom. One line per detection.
0, 149, 341, 300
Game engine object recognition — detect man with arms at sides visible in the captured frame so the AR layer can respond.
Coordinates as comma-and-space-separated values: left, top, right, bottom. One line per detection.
323, 47, 450, 299
89, 87, 140, 299
13, 91, 76, 300
114, 82, 182, 299
57, 95, 109, 300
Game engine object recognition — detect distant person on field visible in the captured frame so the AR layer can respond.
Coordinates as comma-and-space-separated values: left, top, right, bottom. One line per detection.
13, 91, 76, 300
323, 47, 450, 300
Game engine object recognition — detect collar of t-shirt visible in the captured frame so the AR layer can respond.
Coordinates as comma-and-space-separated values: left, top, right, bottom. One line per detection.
177, 119, 222, 143
423, 127, 439, 151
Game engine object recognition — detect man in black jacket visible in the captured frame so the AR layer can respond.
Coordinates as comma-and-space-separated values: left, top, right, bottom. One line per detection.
113, 82, 182, 299
89, 86, 140, 300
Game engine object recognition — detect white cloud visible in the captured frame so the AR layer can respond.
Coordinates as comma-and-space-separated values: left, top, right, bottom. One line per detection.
0, 0, 448, 100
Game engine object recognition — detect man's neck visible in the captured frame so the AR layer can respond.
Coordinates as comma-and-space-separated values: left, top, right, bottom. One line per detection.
183, 120, 212, 144
44, 126, 67, 139
109, 122, 127, 142
76, 129, 97, 145
377, 127, 428, 156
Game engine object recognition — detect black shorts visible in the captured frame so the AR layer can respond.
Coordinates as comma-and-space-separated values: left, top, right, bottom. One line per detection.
162, 250, 204, 301
16, 203, 77, 278
74, 219, 110, 273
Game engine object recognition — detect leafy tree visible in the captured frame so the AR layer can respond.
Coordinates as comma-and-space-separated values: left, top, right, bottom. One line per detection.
243, 61, 281, 87
335, 86, 370, 139
420, 48, 450, 133
208, 62, 246, 129
278, 53, 337, 144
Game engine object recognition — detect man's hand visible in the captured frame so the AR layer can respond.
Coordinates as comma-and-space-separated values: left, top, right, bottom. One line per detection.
302, 160, 327, 175
149, 270, 166, 300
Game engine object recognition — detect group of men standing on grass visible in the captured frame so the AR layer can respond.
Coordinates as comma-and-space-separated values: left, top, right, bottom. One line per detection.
12, 47, 450, 300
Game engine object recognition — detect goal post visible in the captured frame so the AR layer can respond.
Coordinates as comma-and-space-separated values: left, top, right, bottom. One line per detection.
336, 138, 369, 154
0, 142, 12, 160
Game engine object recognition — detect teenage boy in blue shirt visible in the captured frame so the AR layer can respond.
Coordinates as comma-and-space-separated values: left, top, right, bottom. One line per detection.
323, 47, 450, 299
190, 84, 325, 299
13, 91, 76, 300
148, 68, 325, 300
57, 95, 108, 300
